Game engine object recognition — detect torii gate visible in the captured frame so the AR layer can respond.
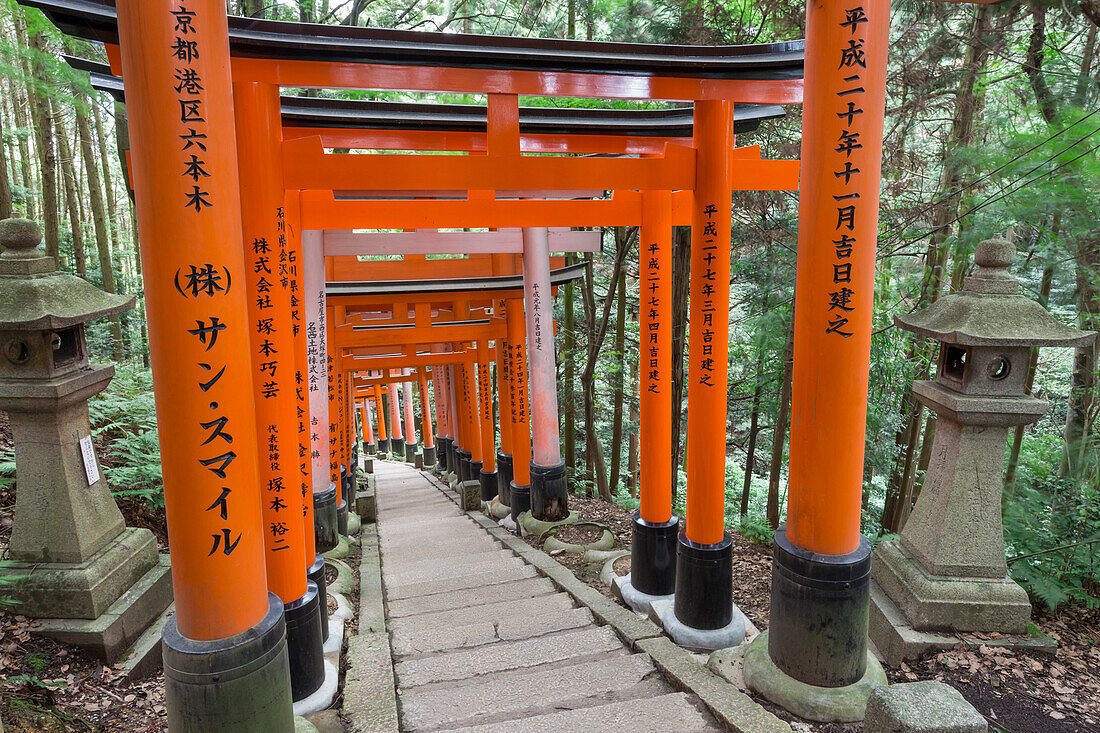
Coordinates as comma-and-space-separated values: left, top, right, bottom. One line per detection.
27, 0, 917, 729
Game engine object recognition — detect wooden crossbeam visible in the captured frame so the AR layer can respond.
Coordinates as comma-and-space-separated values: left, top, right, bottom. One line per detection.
322, 228, 601, 256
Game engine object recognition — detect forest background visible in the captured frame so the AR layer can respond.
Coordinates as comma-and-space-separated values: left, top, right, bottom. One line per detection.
0, 0, 1097, 614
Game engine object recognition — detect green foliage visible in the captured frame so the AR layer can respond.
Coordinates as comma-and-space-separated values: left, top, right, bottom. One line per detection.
89, 365, 163, 507
0, 561, 27, 611
1004, 430, 1100, 610
24, 652, 49, 673
738, 516, 774, 546
0, 445, 16, 493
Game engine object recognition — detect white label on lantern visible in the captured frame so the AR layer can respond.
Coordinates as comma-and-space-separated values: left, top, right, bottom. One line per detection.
79, 435, 100, 486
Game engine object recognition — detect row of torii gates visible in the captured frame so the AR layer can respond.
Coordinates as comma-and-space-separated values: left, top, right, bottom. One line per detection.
32, 0, 902, 729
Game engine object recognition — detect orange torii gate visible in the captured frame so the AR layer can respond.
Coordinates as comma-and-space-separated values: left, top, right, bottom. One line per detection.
30, 0, 915, 728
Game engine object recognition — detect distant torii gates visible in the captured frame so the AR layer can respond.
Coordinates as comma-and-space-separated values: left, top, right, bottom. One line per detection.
28, 0, 913, 729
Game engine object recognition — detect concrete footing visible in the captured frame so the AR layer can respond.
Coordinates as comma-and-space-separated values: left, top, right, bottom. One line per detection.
612, 572, 674, 615
743, 630, 887, 723
292, 660, 339, 717
650, 598, 746, 651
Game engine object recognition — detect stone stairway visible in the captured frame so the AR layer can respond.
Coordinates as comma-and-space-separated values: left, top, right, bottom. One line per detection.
373, 460, 722, 732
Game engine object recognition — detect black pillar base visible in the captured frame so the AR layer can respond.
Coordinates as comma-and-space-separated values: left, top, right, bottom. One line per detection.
422, 445, 436, 467
163, 592, 293, 732
509, 480, 531, 522
405, 443, 417, 463
377, 438, 389, 459
313, 484, 339, 554
768, 524, 872, 688
337, 499, 348, 536
449, 441, 459, 476
436, 437, 450, 471
631, 512, 680, 597
673, 531, 734, 630
365, 443, 376, 456
531, 461, 568, 521
479, 469, 498, 502
306, 554, 330, 643
390, 437, 405, 458
341, 469, 354, 513
457, 450, 472, 483
496, 452, 513, 506
468, 460, 483, 487
285, 581, 324, 702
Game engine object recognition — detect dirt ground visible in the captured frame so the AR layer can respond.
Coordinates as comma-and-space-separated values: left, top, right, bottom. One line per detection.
535, 490, 1100, 733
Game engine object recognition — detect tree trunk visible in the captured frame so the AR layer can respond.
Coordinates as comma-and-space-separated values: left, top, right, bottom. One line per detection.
74, 94, 125, 361
609, 266, 626, 495
627, 356, 640, 498
563, 254, 576, 480
740, 381, 762, 517
27, 30, 60, 260
0, 104, 12, 220
1062, 236, 1100, 475
240, 0, 266, 17
91, 100, 118, 252
130, 200, 150, 367
669, 225, 691, 496
56, 111, 86, 276
766, 323, 794, 530
11, 24, 36, 220
1005, 263, 1054, 491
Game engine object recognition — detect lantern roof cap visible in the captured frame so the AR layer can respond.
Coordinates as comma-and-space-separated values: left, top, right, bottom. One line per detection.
894, 238, 1096, 348
0, 218, 135, 330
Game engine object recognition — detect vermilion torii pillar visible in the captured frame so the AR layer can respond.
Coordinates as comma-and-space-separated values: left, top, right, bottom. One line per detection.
360, 399, 374, 454
503, 298, 534, 522
668, 100, 745, 647
373, 383, 389, 457
754, 0, 890, 701
417, 369, 436, 466
304, 231, 340, 553
494, 310, 514, 508
522, 227, 567, 521
402, 370, 417, 462
115, 0, 293, 728
387, 368, 405, 459
234, 81, 324, 702
476, 341, 497, 502
430, 347, 449, 471
614, 189, 679, 614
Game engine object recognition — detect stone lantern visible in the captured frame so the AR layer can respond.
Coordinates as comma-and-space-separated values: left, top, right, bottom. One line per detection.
0, 219, 171, 661
870, 237, 1096, 663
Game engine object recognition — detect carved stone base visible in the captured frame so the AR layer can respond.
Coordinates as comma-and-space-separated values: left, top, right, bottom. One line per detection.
873, 539, 1030, 634
34, 554, 172, 663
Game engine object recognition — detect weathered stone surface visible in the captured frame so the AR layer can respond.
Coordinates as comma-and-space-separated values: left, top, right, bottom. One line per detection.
449, 692, 719, 733
384, 564, 538, 601
383, 552, 526, 587
385, 576, 556, 618
390, 592, 574, 633
399, 654, 664, 731
392, 607, 593, 655
638, 636, 791, 733
5, 527, 160, 621
394, 626, 624, 688
873, 540, 1030, 634
742, 631, 886, 723
344, 635, 400, 733
864, 681, 987, 733
381, 548, 514, 576
35, 553, 172, 663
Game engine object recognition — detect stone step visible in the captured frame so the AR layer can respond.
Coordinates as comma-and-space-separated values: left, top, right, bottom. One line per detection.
383, 554, 526, 588
382, 548, 517, 576
389, 592, 574, 633
386, 577, 557, 618
394, 626, 623, 688
380, 535, 499, 562
448, 692, 718, 733
391, 607, 594, 656
378, 516, 473, 534
399, 654, 663, 731
119, 602, 175, 680
385, 564, 539, 601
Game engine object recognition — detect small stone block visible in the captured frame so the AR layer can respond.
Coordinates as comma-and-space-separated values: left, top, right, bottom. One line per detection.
864, 681, 987, 733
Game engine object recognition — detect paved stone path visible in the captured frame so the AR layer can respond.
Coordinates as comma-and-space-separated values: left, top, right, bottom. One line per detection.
373, 460, 723, 732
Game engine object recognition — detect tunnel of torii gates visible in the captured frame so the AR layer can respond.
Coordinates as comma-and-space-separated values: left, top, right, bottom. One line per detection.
29, 0, 910, 728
